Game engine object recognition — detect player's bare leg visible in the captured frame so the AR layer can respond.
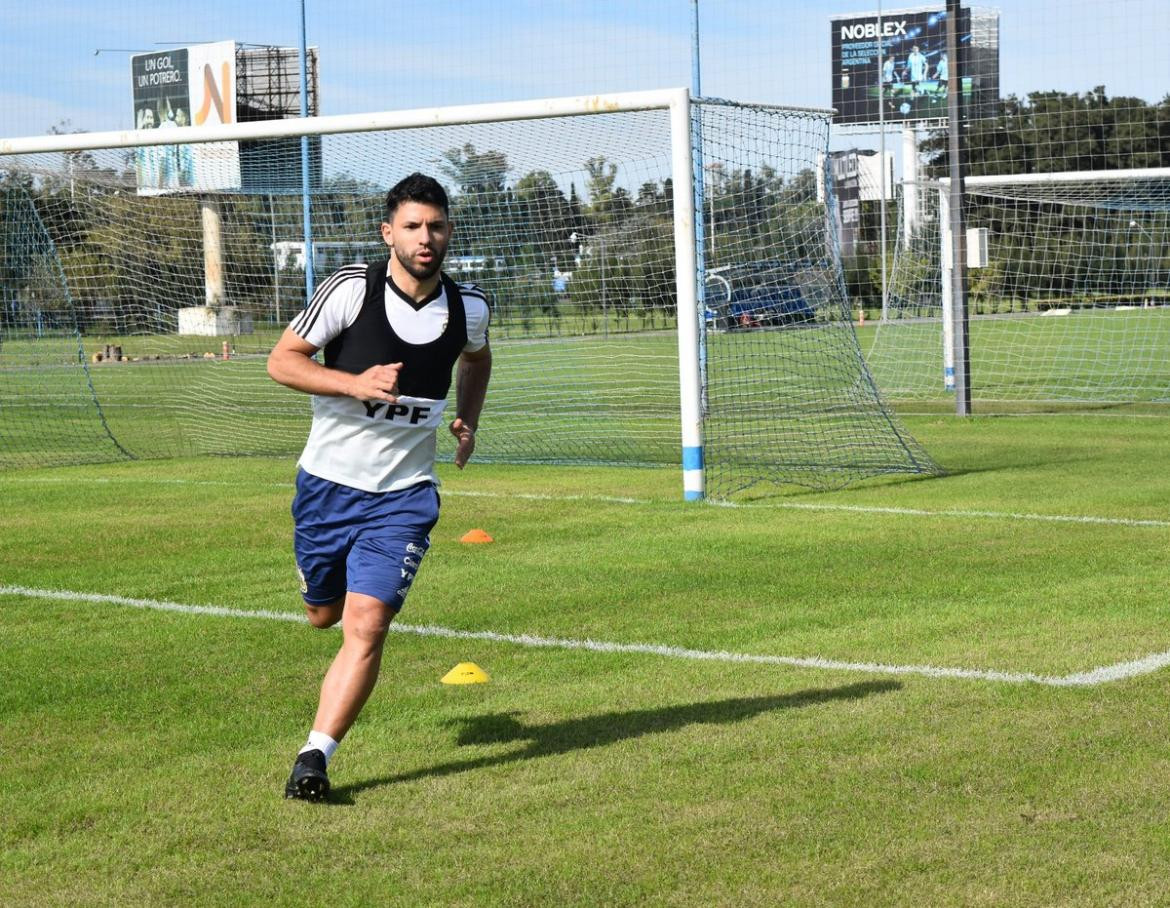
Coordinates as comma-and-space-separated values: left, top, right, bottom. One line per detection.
304, 597, 345, 629
286, 592, 395, 801
311, 591, 397, 740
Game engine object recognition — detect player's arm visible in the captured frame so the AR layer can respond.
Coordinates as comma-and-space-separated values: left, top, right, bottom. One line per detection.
449, 342, 492, 469
266, 327, 401, 402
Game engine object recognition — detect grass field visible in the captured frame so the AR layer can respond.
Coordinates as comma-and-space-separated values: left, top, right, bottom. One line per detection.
863, 307, 1170, 404
0, 326, 933, 495
7, 305, 1170, 475
3, 411, 1170, 905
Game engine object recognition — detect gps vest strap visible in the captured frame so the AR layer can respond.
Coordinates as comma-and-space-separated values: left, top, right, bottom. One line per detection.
323, 259, 468, 400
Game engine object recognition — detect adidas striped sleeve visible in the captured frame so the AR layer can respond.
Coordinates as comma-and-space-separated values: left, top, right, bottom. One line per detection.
288, 264, 367, 348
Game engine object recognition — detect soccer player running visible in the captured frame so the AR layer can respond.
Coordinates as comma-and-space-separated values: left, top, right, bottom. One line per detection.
267, 173, 492, 801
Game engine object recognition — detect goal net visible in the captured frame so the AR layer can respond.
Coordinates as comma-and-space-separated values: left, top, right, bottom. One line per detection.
0, 90, 938, 497
868, 169, 1170, 407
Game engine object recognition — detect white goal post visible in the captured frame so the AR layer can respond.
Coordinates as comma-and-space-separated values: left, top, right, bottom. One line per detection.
870, 166, 1170, 406
939, 167, 1170, 395
2, 88, 707, 499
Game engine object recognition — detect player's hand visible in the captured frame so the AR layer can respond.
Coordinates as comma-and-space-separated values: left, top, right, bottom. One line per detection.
348, 362, 402, 402
450, 417, 476, 469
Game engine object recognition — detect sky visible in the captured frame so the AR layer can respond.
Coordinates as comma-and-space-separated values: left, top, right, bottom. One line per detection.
2, 0, 1167, 148
1, 0, 1167, 216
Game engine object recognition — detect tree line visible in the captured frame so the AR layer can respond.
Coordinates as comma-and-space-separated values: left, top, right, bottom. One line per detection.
1, 135, 825, 339
847, 88, 1170, 310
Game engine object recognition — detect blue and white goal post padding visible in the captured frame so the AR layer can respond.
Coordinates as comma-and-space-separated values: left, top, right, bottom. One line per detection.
666, 88, 707, 501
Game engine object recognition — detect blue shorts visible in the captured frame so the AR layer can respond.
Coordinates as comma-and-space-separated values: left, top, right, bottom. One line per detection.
292, 470, 440, 611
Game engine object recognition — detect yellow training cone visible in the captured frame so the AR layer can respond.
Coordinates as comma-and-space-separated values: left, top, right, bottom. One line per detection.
441, 662, 491, 685
460, 528, 494, 544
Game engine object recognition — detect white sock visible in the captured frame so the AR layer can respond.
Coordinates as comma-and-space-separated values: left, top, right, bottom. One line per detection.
299, 730, 340, 765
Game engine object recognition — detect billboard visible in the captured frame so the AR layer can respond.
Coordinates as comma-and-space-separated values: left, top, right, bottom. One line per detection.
830, 7, 1000, 127
828, 151, 862, 257
131, 41, 241, 194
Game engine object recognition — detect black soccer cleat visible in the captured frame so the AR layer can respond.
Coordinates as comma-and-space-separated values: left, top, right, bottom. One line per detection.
284, 748, 330, 802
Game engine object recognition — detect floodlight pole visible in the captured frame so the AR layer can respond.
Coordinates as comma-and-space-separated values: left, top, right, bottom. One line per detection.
945, 0, 971, 415
299, 0, 315, 305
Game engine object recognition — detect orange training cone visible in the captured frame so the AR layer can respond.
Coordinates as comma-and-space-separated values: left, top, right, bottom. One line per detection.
460, 528, 494, 544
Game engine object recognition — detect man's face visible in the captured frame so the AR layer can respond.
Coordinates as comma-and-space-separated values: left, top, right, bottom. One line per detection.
382, 201, 451, 282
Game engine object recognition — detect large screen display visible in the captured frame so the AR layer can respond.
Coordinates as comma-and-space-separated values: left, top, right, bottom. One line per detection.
830, 7, 999, 127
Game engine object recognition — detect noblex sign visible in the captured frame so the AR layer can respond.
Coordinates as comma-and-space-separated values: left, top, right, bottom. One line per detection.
830, 7, 999, 127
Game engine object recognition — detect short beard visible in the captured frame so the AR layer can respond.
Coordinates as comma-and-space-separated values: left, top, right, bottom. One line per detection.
394, 245, 444, 281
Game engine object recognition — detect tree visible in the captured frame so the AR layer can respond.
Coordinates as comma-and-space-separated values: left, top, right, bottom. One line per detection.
440, 143, 512, 258
512, 169, 577, 268
922, 87, 1170, 177
0, 172, 49, 333
916, 87, 1170, 306
583, 156, 632, 224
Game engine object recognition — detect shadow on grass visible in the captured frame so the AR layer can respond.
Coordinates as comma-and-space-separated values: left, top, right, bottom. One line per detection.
332, 679, 900, 803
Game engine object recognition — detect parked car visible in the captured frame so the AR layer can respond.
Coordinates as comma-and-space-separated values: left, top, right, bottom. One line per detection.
704, 262, 816, 330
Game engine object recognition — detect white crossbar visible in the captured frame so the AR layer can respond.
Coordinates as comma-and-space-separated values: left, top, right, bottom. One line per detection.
0, 89, 689, 156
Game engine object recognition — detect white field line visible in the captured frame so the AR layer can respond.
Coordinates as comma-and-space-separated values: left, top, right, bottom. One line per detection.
3, 584, 1167, 688
895, 410, 1170, 420
3, 476, 1168, 528
724, 500, 1170, 529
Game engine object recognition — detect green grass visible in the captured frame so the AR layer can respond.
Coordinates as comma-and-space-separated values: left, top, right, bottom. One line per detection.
1, 327, 928, 485
3, 411, 1170, 905
862, 307, 1170, 403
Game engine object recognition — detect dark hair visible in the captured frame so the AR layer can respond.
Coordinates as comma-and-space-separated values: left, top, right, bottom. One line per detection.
384, 172, 449, 222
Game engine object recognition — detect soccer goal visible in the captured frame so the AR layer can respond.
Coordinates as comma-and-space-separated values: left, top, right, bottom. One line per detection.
868, 168, 1170, 407
0, 88, 938, 497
